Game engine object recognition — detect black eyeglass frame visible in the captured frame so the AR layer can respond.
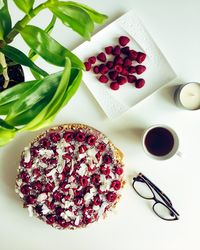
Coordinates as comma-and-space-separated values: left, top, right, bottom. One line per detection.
132, 173, 180, 221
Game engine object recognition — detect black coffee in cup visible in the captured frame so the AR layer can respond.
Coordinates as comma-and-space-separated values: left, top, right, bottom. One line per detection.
144, 127, 174, 156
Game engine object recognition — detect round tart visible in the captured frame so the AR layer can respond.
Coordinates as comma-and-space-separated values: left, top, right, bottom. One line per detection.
15, 124, 124, 229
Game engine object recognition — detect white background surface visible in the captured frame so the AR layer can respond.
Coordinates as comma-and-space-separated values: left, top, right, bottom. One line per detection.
0, 0, 200, 250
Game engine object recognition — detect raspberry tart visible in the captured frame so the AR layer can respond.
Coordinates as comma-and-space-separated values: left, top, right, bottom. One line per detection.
15, 124, 124, 229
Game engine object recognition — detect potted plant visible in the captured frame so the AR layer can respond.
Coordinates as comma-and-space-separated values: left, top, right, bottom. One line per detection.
0, 0, 107, 146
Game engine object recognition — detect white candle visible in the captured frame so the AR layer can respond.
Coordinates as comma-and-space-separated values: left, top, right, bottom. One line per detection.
178, 83, 200, 110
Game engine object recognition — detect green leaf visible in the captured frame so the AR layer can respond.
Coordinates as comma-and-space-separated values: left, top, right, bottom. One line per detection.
66, 1, 108, 24
0, 118, 16, 146
0, 45, 48, 77
48, 3, 94, 39
5, 72, 62, 126
0, 0, 12, 39
20, 25, 84, 69
13, 0, 34, 14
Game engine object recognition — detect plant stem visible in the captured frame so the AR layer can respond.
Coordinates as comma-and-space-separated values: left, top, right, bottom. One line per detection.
5, 2, 48, 44
0, 52, 9, 88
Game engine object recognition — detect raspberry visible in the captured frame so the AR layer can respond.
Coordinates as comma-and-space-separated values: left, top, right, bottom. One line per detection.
97, 143, 106, 152
111, 180, 121, 190
128, 50, 138, 60
112, 45, 121, 55
91, 174, 100, 186
63, 132, 74, 142
84, 61, 91, 71
80, 176, 88, 187
110, 82, 120, 90
117, 76, 127, 85
136, 52, 146, 63
75, 132, 85, 142
127, 75, 137, 83
105, 46, 113, 55
136, 65, 146, 74
114, 56, 123, 65
97, 52, 106, 62
123, 57, 132, 67
106, 192, 117, 202
99, 64, 109, 74
108, 71, 118, 80
115, 167, 123, 175
121, 68, 129, 76
88, 56, 96, 64
98, 75, 108, 83
93, 195, 101, 206
103, 154, 112, 164
128, 66, 136, 74
100, 165, 110, 175
106, 61, 114, 69
26, 195, 36, 205
121, 46, 130, 54
114, 65, 122, 73
135, 78, 145, 88
119, 36, 130, 46
87, 135, 97, 146
93, 66, 99, 74
21, 184, 31, 195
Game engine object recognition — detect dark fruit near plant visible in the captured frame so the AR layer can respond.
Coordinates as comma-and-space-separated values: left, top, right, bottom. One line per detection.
97, 52, 106, 62
135, 78, 145, 88
114, 65, 122, 73
119, 36, 130, 46
113, 56, 123, 65
0, 60, 24, 92
98, 75, 108, 83
93, 66, 100, 74
120, 68, 129, 76
112, 45, 121, 55
88, 56, 96, 64
110, 82, 120, 90
117, 76, 127, 85
105, 46, 113, 55
136, 52, 146, 63
127, 75, 137, 83
128, 66, 136, 74
123, 57, 132, 67
99, 64, 109, 74
108, 71, 118, 81
84, 62, 91, 71
128, 50, 138, 61
106, 61, 114, 69
121, 46, 130, 55
136, 65, 146, 75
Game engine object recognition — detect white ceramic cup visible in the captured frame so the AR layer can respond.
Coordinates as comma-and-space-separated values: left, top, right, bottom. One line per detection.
142, 125, 181, 160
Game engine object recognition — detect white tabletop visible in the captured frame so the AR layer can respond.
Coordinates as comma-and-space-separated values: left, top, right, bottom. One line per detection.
0, 0, 200, 249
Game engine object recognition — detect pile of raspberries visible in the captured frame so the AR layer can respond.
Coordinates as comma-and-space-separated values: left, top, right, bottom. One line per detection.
84, 36, 147, 91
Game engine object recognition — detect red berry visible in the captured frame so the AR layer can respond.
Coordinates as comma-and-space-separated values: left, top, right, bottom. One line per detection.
97, 143, 106, 152
127, 75, 137, 83
88, 56, 96, 64
100, 165, 110, 175
119, 36, 130, 46
105, 46, 113, 55
117, 76, 127, 85
75, 132, 85, 142
63, 132, 74, 142
106, 61, 114, 69
136, 65, 146, 75
93, 195, 101, 206
128, 66, 136, 74
128, 50, 138, 60
87, 135, 97, 146
135, 78, 145, 88
136, 52, 146, 63
112, 45, 121, 55
99, 64, 109, 74
84, 61, 91, 71
114, 56, 123, 65
93, 66, 99, 74
114, 65, 122, 73
91, 174, 100, 186
121, 46, 130, 54
115, 167, 123, 175
106, 192, 117, 202
80, 176, 88, 187
110, 82, 119, 90
98, 75, 108, 83
121, 68, 129, 76
103, 154, 112, 164
108, 71, 118, 80
123, 57, 132, 67
97, 52, 106, 62
111, 180, 121, 190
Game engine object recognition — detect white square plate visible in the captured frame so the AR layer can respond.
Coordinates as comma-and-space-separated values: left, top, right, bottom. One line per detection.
73, 10, 177, 118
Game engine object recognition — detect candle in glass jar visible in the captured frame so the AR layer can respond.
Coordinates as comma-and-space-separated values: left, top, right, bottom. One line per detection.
175, 82, 200, 110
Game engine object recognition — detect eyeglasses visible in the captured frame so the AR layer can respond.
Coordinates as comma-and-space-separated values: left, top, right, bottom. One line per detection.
132, 173, 179, 221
